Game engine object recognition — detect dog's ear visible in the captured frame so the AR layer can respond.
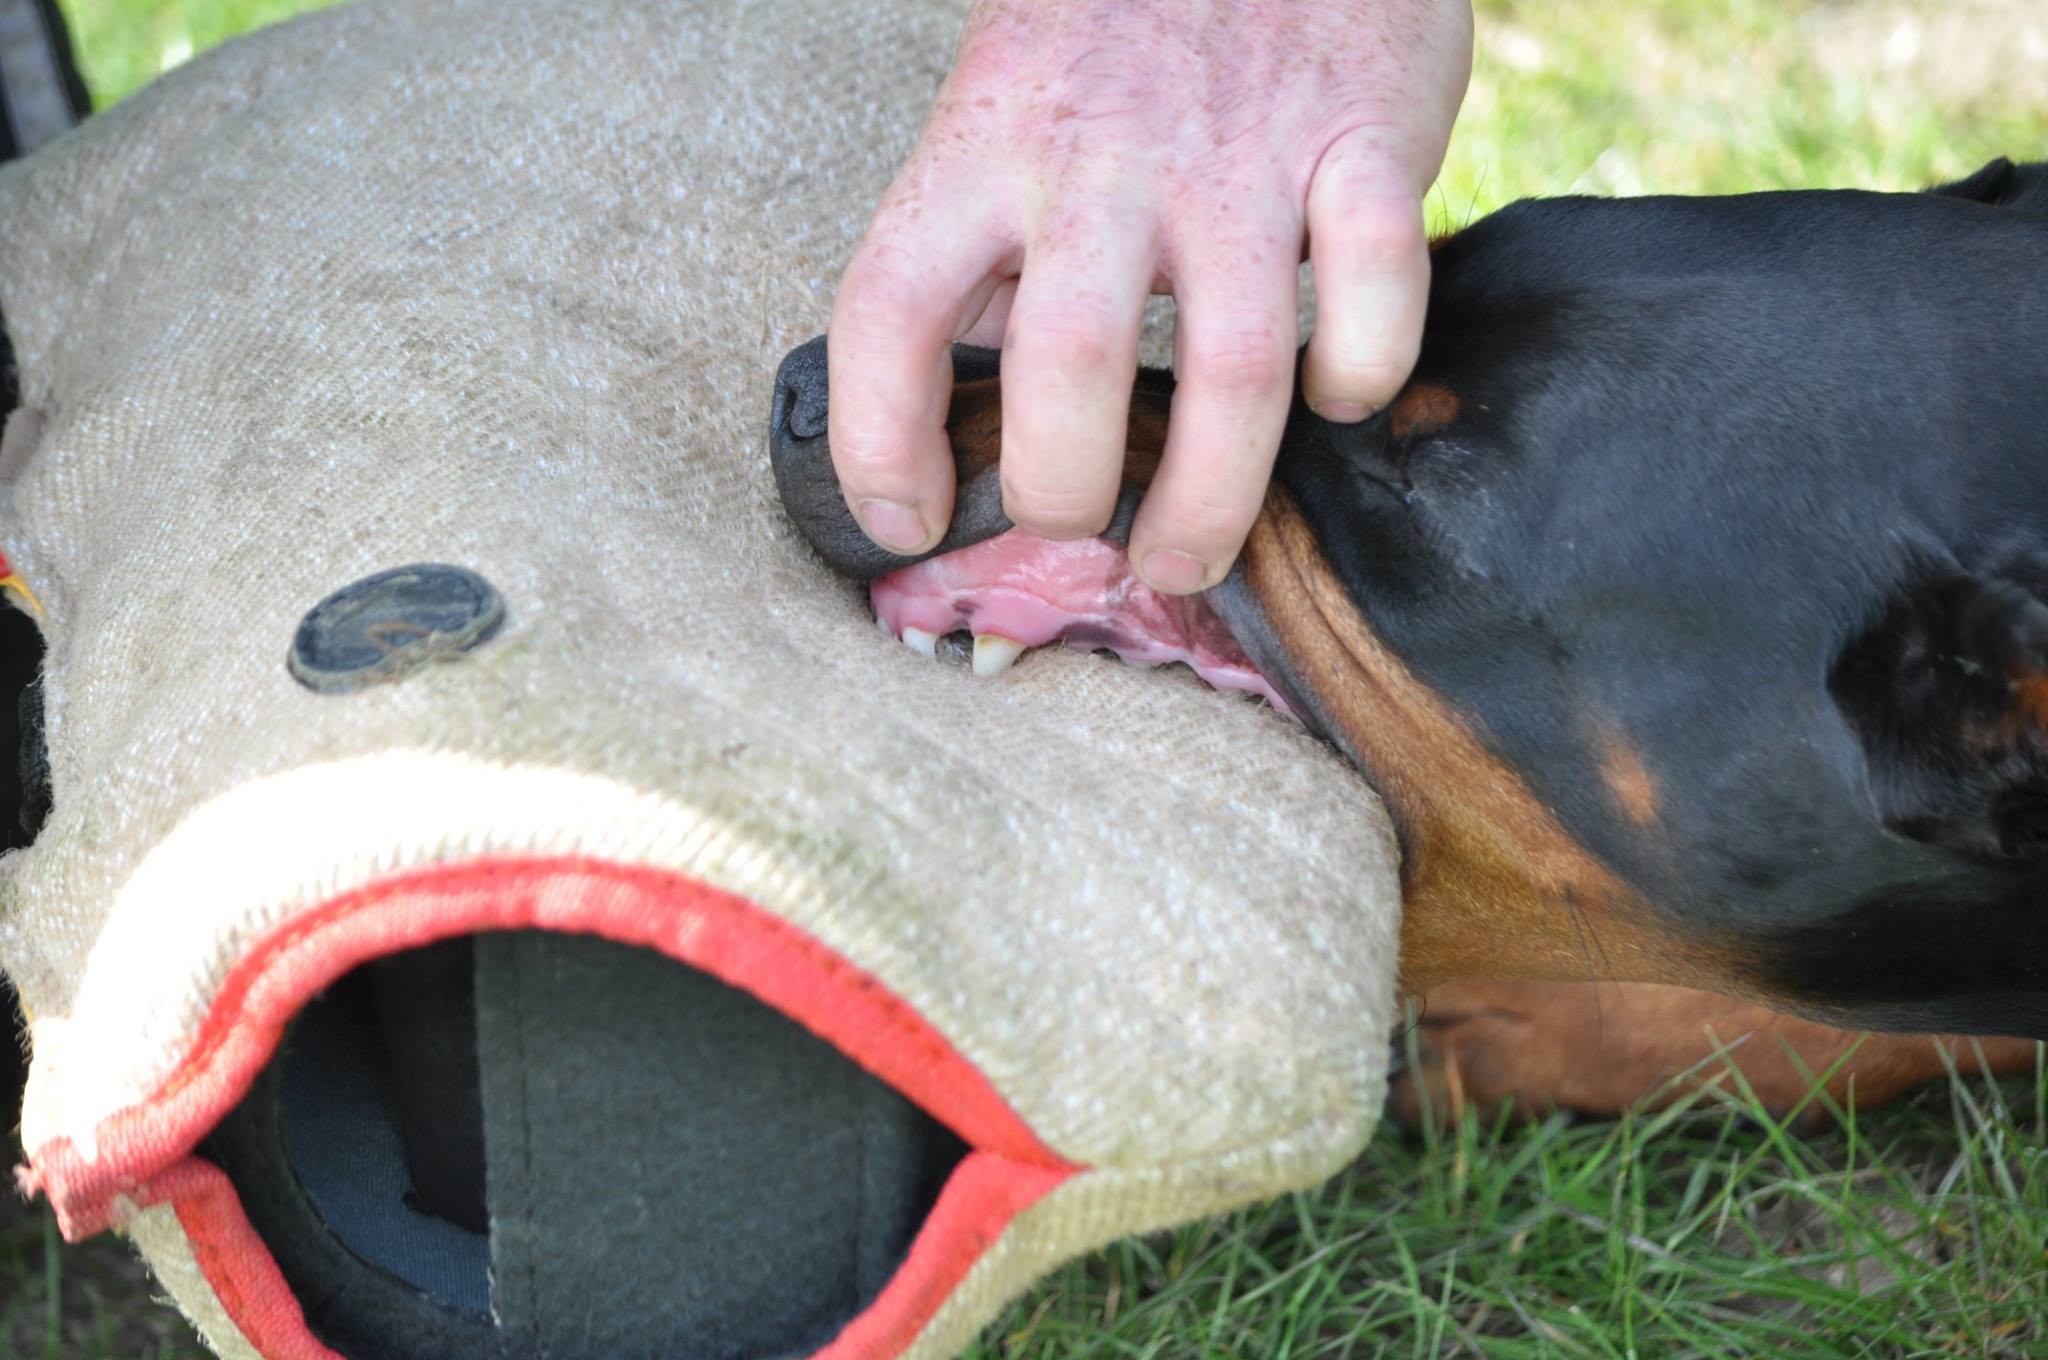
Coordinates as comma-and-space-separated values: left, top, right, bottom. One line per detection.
1930, 158, 2018, 203
1928, 157, 2048, 212
1830, 564, 2048, 861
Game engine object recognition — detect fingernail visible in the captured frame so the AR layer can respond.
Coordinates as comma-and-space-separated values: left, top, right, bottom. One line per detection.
1312, 399, 1374, 424
858, 498, 931, 554
1138, 549, 1211, 594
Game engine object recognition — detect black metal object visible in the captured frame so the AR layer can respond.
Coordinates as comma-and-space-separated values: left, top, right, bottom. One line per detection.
288, 564, 505, 694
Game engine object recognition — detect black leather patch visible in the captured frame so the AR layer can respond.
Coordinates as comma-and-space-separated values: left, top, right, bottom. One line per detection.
288, 564, 504, 694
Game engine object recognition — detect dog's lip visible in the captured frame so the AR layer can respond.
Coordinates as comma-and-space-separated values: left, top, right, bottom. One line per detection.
869, 527, 1293, 713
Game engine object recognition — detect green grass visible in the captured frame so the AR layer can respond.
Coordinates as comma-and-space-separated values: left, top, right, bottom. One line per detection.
1, 1199, 209, 1360
1435, 0, 2048, 223
60, 0, 339, 107
8, 1, 2048, 1357
964, 1054, 2048, 1359
7, 1061, 2047, 1359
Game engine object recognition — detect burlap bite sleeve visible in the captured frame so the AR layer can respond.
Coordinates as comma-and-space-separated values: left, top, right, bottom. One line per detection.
0, 3, 1404, 1358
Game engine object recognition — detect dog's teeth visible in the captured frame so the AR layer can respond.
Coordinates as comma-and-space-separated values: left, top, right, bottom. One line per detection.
902, 627, 939, 657
972, 634, 1027, 677
1117, 651, 1158, 670
876, 615, 894, 638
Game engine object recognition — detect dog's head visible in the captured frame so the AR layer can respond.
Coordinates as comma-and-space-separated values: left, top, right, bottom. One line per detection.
774, 159, 2048, 1039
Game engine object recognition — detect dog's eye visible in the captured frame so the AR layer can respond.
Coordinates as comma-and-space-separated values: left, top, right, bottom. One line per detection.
1334, 409, 1411, 493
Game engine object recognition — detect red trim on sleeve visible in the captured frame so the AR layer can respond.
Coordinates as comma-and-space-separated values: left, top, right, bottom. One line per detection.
159, 1137, 1067, 1360
166, 1161, 347, 1360
23, 857, 1081, 1360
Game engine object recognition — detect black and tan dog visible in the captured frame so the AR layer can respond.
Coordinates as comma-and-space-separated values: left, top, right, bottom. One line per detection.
772, 158, 2048, 1121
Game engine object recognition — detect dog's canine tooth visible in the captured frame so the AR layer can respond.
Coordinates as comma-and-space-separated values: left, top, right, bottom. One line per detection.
902, 626, 939, 658
875, 615, 894, 638
972, 634, 1027, 677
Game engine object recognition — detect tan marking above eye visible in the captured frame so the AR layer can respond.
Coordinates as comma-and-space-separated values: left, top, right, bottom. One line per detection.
1390, 382, 1459, 441
2006, 671, 2048, 734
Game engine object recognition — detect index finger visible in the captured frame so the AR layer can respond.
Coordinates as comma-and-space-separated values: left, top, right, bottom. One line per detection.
829, 189, 1012, 555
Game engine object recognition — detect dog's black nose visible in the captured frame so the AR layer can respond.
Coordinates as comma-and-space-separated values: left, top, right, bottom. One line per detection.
769, 337, 1023, 581
773, 334, 831, 442
768, 335, 936, 581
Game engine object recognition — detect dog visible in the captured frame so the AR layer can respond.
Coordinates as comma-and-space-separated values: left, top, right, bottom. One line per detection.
771, 158, 2048, 1122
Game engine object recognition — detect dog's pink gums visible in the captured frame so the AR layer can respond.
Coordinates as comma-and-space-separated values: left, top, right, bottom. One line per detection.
871, 529, 1289, 712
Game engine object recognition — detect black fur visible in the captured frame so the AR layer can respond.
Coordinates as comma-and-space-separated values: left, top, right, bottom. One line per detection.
1255, 164, 2048, 1035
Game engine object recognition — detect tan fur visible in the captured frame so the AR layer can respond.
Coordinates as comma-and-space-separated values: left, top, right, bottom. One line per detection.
1239, 489, 1721, 992
1389, 383, 1460, 441
1392, 978, 2040, 1128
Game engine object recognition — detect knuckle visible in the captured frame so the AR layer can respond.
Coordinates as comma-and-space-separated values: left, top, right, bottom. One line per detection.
1160, 509, 1254, 555
1006, 301, 1134, 388
1312, 346, 1416, 398
834, 242, 936, 338
946, 31, 1020, 93
1181, 329, 1294, 399
1144, 486, 1259, 549
1003, 480, 1115, 537
1330, 196, 1428, 262
1051, 41, 1161, 126
829, 413, 944, 474
829, 434, 920, 490
1318, 119, 1431, 191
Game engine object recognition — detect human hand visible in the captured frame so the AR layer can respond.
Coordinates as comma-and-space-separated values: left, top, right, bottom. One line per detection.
828, 0, 1472, 592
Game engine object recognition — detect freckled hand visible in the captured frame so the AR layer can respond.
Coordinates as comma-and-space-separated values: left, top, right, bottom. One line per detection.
828, 0, 1474, 594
